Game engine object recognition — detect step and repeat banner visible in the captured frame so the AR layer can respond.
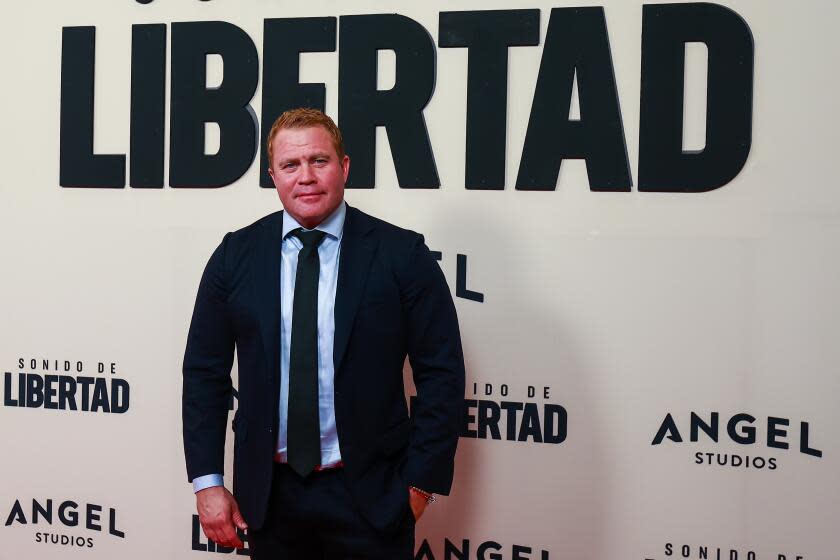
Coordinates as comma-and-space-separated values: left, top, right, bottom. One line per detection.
1, 0, 838, 558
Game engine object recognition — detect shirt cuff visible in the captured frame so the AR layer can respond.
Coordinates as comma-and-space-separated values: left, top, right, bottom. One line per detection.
192, 474, 224, 493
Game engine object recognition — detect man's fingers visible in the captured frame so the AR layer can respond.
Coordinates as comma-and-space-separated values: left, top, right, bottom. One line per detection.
203, 525, 221, 548
218, 522, 244, 549
196, 488, 245, 548
204, 521, 243, 549
231, 508, 249, 531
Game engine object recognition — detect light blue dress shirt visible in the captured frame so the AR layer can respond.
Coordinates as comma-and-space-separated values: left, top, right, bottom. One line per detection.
193, 202, 346, 493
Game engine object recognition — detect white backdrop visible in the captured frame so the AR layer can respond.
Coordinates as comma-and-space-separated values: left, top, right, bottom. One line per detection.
1, 1, 838, 559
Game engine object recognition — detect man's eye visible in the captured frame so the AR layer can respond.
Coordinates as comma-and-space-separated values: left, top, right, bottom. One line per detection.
282, 163, 297, 170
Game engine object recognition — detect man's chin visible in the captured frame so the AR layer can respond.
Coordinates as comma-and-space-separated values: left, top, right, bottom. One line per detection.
289, 207, 329, 228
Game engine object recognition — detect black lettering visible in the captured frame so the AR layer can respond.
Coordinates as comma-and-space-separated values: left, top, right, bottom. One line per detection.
652, 413, 683, 444
111, 379, 130, 413
500, 401, 523, 441
518, 402, 543, 442
43, 375, 58, 410
477, 400, 501, 440
544, 404, 567, 444
638, 3, 754, 192
191, 515, 208, 551
59, 375, 78, 411
26, 374, 44, 408
58, 501, 79, 526
727, 413, 756, 444
236, 528, 250, 555
170, 21, 259, 187
130, 24, 167, 188
690, 411, 719, 442
91, 378, 110, 413
456, 254, 484, 302
339, 14, 439, 188
86, 504, 102, 531
477, 541, 503, 559
415, 539, 435, 560
516, 8, 631, 191
109, 508, 125, 538
767, 416, 789, 449
78, 377, 95, 412
5, 500, 27, 526
60, 27, 125, 188
445, 538, 469, 560
800, 422, 822, 458
4, 372, 18, 406
462, 399, 477, 438
513, 544, 533, 560
438, 9, 540, 189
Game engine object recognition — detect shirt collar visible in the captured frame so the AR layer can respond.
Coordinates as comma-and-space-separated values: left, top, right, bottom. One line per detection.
282, 201, 346, 241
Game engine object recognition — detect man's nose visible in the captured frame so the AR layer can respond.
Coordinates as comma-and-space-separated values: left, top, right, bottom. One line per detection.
298, 163, 316, 184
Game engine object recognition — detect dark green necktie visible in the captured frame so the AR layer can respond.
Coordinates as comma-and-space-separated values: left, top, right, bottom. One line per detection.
287, 228, 326, 477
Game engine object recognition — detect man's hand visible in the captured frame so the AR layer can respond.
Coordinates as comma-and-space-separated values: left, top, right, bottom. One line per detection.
408, 488, 429, 522
196, 486, 248, 549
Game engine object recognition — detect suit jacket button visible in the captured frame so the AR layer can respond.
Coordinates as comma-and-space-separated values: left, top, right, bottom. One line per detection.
268, 426, 273, 434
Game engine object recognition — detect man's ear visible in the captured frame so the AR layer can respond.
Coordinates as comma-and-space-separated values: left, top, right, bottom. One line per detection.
341, 155, 350, 182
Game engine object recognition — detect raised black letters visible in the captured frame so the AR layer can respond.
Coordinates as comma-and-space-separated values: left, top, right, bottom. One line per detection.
60, 27, 125, 188
516, 8, 631, 192
170, 21, 259, 187
130, 24, 167, 188
439, 10, 540, 189
638, 3, 754, 192
338, 14, 438, 188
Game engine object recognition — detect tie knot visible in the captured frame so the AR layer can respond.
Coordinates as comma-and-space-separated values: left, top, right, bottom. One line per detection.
292, 228, 326, 248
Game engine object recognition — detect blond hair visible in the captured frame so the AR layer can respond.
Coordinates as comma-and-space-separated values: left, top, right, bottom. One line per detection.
266, 108, 345, 164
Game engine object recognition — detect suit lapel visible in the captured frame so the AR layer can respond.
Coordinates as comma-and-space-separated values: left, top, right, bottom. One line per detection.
255, 211, 284, 391
333, 205, 377, 375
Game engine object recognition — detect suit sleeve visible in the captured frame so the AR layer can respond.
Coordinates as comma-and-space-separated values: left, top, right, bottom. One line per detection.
182, 234, 235, 482
400, 234, 466, 495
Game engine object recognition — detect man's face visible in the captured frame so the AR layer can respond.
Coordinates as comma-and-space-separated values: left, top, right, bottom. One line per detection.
269, 126, 350, 229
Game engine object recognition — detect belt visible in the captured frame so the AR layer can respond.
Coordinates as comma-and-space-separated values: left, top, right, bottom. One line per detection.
273, 452, 344, 472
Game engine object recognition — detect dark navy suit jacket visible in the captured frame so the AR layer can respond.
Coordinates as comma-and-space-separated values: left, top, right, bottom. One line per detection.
182, 205, 465, 532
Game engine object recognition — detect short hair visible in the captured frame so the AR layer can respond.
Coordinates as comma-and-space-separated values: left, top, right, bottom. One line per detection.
266, 108, 345, 165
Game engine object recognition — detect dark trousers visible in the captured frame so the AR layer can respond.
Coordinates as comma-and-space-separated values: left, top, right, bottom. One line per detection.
249, 463, 415, 559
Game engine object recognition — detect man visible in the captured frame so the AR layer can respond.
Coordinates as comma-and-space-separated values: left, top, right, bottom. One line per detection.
182, 108, 465, 558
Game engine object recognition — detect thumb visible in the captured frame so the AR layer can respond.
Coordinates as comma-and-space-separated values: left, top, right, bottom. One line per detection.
231, 506, 248, 531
